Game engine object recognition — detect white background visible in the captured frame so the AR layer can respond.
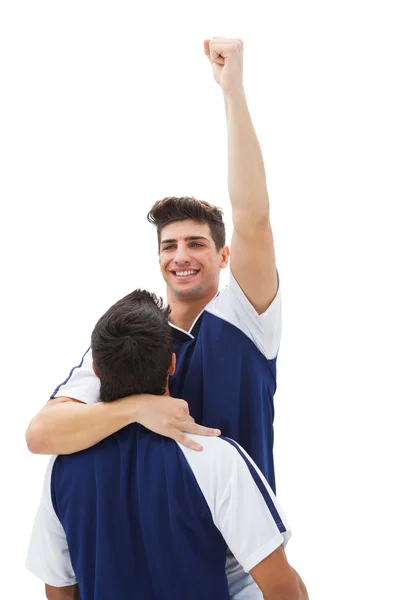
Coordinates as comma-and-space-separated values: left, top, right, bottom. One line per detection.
1, 1, 399, 598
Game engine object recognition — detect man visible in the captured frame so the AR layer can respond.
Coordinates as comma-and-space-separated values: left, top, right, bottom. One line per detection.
26, 38, 281, 491
27, 291, 307, 600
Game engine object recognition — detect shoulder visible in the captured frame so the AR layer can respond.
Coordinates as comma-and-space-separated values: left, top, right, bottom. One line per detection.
177, 435, 246, 488
204, 271, 282, 360
51, 347, 101, 404
178, 434, 240, 463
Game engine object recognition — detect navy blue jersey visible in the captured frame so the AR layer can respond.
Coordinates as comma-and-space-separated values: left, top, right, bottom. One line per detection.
50, 273, 282, 491
26, 427, 290, 599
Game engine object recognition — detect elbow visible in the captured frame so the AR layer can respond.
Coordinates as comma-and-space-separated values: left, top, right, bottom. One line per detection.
25, 421, 48, 455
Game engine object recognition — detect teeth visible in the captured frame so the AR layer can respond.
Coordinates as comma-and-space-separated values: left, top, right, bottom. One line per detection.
175, 270, 197, 277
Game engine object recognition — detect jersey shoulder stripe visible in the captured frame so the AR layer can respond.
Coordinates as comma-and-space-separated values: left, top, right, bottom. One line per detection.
50, 347, 91, 399
220, 436, 286, 534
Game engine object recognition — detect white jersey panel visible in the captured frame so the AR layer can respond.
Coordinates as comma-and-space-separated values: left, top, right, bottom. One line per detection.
206, 271, 282, 360
178, 435, 291, 577
53, 348, 100, 404
26, 456, 76, 586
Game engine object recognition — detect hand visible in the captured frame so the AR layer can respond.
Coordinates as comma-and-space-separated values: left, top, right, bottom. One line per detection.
204, 37, 244, 93
134, 394, 221, 451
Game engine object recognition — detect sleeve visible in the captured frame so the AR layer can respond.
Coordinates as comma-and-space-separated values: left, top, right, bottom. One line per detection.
206, 270, 282, 360
179, 435, 291, 574
50, 347, 100, 405
25, 457, 77, 586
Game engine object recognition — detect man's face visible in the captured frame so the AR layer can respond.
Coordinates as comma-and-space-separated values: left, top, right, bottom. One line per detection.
158, 220, 229, 301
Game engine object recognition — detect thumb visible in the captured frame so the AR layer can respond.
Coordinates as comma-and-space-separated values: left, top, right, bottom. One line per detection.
203, 39, 212, 63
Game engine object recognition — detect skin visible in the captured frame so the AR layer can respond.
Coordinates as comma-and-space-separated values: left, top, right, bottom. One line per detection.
159, 220, 229, 331
250, 546, 309, 600
45, 583, 79, 600
205, 37, 278, 316
25, 37, 278, 455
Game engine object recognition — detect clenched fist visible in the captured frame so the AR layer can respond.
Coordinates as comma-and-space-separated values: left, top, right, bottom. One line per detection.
204, 37, 244, 93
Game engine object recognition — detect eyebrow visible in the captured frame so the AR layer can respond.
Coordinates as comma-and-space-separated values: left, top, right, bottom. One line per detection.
160, 236, 210, 245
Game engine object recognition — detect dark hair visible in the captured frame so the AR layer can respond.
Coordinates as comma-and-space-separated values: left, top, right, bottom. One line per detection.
91, 290, 173, 402
147, 196, 226, 250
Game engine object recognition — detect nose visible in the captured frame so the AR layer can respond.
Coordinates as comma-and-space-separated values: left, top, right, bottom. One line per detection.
173, 244, 191, 265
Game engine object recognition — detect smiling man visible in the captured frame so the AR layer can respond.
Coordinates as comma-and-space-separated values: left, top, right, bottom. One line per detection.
26, 38, 281, 492
150, 199, 230, 331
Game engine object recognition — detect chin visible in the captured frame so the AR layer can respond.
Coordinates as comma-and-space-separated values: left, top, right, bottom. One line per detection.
171, 284, 205, 299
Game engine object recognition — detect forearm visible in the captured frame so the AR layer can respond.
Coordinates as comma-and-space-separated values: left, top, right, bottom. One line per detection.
45, 584, 79, 599
224, 88, 270, 226
264, 569, 309, 600
26, 396, 140, 455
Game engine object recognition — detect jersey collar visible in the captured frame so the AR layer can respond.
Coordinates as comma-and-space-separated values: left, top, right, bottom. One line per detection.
168, 289, 220, 341
169, 312, 204, 341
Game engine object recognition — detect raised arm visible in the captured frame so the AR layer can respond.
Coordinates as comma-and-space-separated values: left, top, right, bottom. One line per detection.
204, 38, 278, 314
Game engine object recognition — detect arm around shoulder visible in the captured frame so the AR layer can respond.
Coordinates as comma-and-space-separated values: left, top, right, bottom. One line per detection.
25, 393, 218, 455
25, 395, 138, 455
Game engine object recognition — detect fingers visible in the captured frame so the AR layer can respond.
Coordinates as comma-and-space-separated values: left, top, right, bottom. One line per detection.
207, 38, 243, 63
167, 397, 221, 451
178, 419, 221, 437
171, 422, 221, 451
203, 39, 212, 64
185, 422, 221, 437
175, 433, 204, 451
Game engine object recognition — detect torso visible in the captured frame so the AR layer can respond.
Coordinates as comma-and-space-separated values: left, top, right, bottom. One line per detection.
169, 278, 280, 491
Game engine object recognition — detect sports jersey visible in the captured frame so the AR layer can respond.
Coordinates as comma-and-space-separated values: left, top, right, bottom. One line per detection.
51, 272, 282, 491
26, 431, 290, 600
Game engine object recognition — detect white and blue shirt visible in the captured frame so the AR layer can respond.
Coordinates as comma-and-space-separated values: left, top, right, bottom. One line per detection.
51, 272, 282, 491
26, 431, 290, 599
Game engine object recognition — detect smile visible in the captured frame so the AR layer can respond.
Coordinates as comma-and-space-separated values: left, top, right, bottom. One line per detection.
170, 269, 200, 280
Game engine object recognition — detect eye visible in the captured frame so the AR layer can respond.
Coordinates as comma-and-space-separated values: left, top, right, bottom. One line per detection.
190, 242, 204, 247
162, 245, 175, 251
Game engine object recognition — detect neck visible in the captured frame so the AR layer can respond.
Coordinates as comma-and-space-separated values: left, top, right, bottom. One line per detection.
167, 288, 218, 332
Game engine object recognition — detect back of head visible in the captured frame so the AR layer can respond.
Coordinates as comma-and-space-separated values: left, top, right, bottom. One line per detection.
91, 289, 173, 402
147, 196, 226, 250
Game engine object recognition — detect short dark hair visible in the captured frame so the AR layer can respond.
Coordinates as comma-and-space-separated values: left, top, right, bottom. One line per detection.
91, 290, 173, 402
147, 196, 226, 250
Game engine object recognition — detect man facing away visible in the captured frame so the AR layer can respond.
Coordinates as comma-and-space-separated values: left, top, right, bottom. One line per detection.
26, 38, 282, 494
26, 290, 308, 600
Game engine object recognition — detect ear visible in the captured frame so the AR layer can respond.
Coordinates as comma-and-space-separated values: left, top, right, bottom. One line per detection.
219, 245, 230, 269
167, 353, 176, 377
92, 361, 100, 379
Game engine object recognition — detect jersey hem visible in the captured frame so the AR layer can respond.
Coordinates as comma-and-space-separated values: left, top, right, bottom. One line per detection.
241, 534, 284, 573
25, 561, 77, 587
